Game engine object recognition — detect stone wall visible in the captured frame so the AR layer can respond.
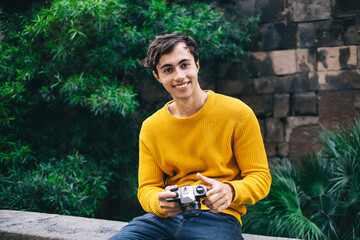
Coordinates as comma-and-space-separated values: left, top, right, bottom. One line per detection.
1, 1, 358, 163
217, 0, 360, 163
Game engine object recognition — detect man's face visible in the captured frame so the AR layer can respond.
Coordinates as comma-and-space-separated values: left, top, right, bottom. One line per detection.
153, 42, 200, 101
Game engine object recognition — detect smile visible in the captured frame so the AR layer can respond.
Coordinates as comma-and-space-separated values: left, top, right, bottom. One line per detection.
174, 82, 190, 89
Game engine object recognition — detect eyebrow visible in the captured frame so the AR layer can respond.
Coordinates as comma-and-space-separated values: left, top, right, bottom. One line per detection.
159, 58, 192, 70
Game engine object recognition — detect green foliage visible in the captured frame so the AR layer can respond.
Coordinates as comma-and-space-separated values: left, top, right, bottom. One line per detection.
243, 119, 360, 240
1, 152, 110, 216
1, 0, 259, 219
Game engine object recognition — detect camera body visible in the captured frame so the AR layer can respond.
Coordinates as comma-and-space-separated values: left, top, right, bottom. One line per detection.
165, 185, 208, 218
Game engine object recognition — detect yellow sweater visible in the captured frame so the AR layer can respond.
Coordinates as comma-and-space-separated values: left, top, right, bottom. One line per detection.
137, 90, 271, 224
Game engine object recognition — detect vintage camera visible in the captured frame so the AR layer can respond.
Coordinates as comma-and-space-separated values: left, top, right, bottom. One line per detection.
165, 185, 208, 218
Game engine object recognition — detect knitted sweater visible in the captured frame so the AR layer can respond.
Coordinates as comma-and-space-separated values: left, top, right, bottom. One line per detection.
137, 90, 271, 224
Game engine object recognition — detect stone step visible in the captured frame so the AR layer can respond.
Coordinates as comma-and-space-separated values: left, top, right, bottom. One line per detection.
0, 210, 299, 240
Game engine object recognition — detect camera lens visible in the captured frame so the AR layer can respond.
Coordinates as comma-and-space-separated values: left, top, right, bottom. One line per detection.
182, 201, 202, 218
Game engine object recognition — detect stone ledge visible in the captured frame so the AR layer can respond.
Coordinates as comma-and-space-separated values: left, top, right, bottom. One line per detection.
0, 210, 127, 240
0, 210, 300, 240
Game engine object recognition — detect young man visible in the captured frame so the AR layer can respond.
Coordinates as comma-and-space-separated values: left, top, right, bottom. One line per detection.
109, 33, 271, 240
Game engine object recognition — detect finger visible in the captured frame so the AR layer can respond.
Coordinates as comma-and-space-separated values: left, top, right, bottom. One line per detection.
216, 202, 229, 213
204, 197, 229, 213
206, 183, 222, 196
158, 190, 176, 200
165, 206, 182, 213
209, 203, 226, 213
205, 200, 221, 213
165, 185, 178, 191
210, 189, 233, 206
202, 194, 222, 209
197, 173, 216, 186
160, 202, 182, 216
160, 200, 181, 208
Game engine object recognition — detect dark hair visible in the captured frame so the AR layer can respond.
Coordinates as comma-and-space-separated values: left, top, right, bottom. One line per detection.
141, 33, 199, 74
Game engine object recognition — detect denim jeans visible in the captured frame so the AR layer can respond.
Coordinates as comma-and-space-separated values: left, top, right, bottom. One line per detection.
108, 211, 243, 240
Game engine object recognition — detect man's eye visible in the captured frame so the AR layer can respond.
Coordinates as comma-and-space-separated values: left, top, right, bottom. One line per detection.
182, 63, 190, 68
164, 68, 173, 73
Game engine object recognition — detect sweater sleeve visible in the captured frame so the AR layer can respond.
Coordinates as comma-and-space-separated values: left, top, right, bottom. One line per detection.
226, 110, 271, 207
137, 128, 168, 218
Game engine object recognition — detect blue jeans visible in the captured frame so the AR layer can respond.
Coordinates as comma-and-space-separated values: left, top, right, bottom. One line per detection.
109, 211, 243, 240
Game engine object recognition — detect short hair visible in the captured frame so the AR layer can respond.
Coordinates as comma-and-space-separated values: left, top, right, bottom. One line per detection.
141, 33, 199, 74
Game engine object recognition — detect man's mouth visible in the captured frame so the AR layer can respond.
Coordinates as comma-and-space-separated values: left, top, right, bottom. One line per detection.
174, 82, 190, 89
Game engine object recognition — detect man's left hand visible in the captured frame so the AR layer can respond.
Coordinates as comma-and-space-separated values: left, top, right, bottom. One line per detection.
197, 173, 234, 213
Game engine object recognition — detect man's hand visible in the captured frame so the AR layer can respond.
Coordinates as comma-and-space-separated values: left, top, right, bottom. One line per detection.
197, 173, 234, 213
158, 185, 182, 217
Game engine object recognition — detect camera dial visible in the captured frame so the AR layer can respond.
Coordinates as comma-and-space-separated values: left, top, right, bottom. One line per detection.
196, 186, 206, 194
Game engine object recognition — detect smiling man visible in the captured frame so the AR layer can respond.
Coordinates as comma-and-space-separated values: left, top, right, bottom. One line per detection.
109, 33, 271, 240
152, 41, 207, 118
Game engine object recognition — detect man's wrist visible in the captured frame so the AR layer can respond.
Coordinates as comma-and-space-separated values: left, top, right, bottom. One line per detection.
224, 183, 235, 201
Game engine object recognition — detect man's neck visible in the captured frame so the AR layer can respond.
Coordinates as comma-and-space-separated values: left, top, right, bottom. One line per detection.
169, 90, 209, 118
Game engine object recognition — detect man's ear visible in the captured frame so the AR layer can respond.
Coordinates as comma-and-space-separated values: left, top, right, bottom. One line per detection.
153, 71, 161, 83
196, 60, 200, 70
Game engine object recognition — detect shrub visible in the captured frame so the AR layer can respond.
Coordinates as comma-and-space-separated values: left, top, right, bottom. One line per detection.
243, 119, 360, 240
1, 151, 110, 216
0, 0, 259, 219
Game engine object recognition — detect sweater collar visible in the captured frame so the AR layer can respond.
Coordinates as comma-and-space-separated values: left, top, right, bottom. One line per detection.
163, 90, 215, 123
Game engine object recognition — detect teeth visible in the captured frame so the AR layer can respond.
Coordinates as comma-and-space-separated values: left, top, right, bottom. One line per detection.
175, 82, 189, 89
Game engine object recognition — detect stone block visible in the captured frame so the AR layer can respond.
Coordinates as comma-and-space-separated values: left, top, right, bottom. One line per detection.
216, 63, 248, 80
299, 20, 344, 48
248, 52, 275, 77
255, 0, 286, 22
233, 0, 256, 21
254, 74, 309, 94
354, 92, 360, 110
254, 76, 280, 94
318, 91, 360, 127
285, 74, 310, 93
308, 72, 320, 91
270, 50, 297, 75
289, 0, 331, 22
274, 94, 290, 117
315, 72, 336, 90
289, 125, 322, 163
265, 118, 284, 142
343, 18, 360, 45
258, 118, 266, 140
332, 0, 360, 18
258, 22, 297, 51
217, 62, 232, 78
317, 70, 360, 90
296, 48, 317, 73
292, 92, 318, 116
0, 210, 128, 240
318, 46, 357, 71
286, 116, 319, 142
358, 46, 360, 69
218, 77, 254, 96
264, 142, 277, 157
278, 142, 289, 157
241, 95, 274, 117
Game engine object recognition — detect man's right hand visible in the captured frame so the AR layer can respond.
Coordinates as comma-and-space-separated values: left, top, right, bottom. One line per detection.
158, 185, 182, 217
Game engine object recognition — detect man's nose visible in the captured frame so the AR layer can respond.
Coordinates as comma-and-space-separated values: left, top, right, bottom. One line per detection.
174, 69, 185, 81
